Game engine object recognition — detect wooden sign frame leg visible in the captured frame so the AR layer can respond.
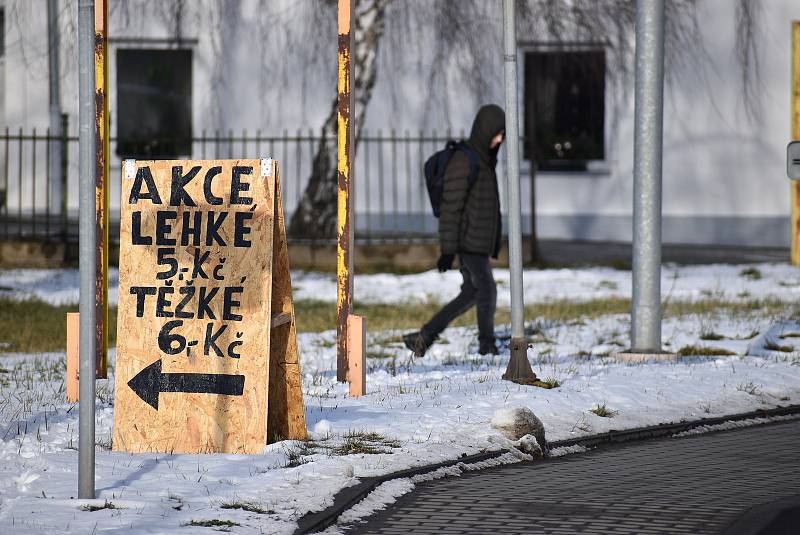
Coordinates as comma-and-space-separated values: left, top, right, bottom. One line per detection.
267, 164, 307, 442
347, 314, 366, 397
66, 312, 80, 402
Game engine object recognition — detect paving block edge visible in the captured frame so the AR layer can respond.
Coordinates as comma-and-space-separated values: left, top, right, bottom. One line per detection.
294, 403, 800, 534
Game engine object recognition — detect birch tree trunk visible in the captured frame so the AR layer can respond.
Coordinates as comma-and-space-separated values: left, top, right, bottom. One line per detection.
288, 0, 391, 239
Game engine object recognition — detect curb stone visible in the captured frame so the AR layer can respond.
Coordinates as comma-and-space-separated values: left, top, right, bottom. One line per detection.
547, 404, 800, 450
293, 449, 511, 534
294, 404, 800, 534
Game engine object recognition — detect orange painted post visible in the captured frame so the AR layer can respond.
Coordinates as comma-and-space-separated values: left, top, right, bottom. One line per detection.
347, 315, 366, 397
337, 0, 354, 382
791, 22, 800, 265
66, 312, 80, 402
94, 0, 109, 377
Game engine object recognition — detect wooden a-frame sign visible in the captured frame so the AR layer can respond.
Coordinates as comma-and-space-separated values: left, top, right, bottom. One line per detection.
113, 159, 306, 454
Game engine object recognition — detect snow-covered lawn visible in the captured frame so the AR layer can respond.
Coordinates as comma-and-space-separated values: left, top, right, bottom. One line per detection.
1, 264, 800, 534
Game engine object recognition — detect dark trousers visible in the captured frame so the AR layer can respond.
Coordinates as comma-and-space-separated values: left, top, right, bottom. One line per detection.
421, 253, 497, 344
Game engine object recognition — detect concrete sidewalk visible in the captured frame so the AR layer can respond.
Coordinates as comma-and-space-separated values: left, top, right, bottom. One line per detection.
348, 418, 800, 535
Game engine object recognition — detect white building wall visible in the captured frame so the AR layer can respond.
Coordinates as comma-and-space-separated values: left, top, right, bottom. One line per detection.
1, 0, 798, 246
524, 0, 797, 246
0, 0, 5, 136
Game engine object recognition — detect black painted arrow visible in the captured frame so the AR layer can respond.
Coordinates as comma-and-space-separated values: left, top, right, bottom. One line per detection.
127, 359, 245, 410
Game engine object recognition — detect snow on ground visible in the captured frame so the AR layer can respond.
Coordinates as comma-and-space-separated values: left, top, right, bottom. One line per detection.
1, 266, 800, 533
1, 263, 799, 306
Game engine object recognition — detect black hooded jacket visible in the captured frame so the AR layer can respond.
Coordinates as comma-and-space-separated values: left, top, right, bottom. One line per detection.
438, 104, 505, 258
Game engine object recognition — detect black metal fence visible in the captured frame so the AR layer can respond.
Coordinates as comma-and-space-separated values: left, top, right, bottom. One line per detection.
1, 127, 527, 245
0, 127, 70, 243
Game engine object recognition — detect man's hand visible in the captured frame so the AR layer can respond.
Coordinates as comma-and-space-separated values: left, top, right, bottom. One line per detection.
437, 254, 455, 273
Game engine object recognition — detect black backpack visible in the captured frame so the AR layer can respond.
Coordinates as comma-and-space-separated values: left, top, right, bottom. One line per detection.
424, 141, 479, 218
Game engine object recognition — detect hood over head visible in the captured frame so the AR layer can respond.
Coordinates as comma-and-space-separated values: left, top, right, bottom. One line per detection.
468, 104, 506, 163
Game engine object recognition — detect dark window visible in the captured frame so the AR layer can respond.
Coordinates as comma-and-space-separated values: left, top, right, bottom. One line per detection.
524, 50, 605, 171
116, 49, 192, 158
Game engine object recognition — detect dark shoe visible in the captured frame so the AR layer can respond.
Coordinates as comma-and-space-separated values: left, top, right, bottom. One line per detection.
479, 338, 499, 355
403, 331, 431, 358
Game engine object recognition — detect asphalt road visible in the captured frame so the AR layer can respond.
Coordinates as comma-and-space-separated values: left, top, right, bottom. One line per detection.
346, 418, 800, 535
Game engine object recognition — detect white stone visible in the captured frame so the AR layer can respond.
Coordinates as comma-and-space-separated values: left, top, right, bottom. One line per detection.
491, 406, 546, 450
516, 434, 544, 459
313, 419, 332, 437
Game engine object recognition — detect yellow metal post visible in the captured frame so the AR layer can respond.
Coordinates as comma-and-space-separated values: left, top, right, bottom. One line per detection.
94, 0, 109, 377
337, 0, 354, 382
792, 22, 800, 264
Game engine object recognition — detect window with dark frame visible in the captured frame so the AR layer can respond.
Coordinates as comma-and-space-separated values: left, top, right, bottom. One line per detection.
116, 48, 192, 158
524, 49, 605, 172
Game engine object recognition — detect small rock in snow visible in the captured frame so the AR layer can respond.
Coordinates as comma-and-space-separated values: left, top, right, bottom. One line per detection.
491, 406, 546, 449
313, 419, 333, 437
515, 434, 544, 459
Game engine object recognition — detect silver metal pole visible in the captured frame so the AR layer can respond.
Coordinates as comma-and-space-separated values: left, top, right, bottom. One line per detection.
631, 0, 665, 352
47, 0, 63, 214
502, 0, 535, 381
78, 0, 96, 500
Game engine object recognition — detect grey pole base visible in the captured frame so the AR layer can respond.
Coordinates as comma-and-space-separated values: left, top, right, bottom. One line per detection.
502, 338, 537, 382
614, 349, 678, 363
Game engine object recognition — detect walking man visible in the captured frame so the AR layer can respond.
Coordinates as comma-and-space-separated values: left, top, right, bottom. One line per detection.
404, 104, 506, 357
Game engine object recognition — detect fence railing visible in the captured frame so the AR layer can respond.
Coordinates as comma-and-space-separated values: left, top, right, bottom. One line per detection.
0, 127, 531, 246
0, 126, 71, 243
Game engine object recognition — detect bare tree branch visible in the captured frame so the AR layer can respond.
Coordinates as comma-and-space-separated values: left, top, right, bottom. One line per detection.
736, 0, 762, 120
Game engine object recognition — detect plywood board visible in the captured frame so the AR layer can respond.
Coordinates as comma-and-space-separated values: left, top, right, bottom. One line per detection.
113, 159, 275, 454
267, 166, 307, 441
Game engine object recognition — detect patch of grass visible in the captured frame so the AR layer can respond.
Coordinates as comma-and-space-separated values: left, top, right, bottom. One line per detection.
735, 330, 760, 340
283, 440, 317, 467
0, 297, 117, 353
314, 338, 336, 349
507, 376, 561, 388
186, 519, 240, 529
291, 297, 792, 337
609, 259, 632, 271
80, 500, 118, 512
736, 381, 762, 396
367, 349, 395, 359
332, 431, 401, 456
699, 331, 726, 341
538, 377, 561, 388
739, 267, 762, 280
294, 299, 478, 333
373, 333, 403, 346
524, 299, 631, 322
589, 404, 617, 418
1, 294, 794, 354
677, 345, 737, 357
667, 298, 787, 317
597, 280, 619, 290
283, 431, 403, 459
764, 341, 794, 352
220, 501, 273, 514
